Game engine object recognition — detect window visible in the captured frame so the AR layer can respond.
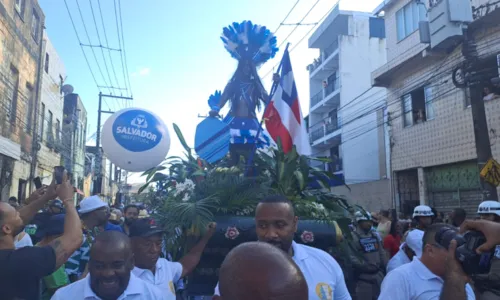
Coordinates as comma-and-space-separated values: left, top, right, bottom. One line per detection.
25, 83, 34, 133
402, 85, 434, 127
59, 75, 64, 95
369, 17, 386, 38
31, 10, 40, 41
39, 103, 45, 140
44, 53, 49, 73
47, 110, 53, 138
56, 119, 61, 141
396, 2, 427, 41
7, 66, 19, 125
15, 0, 24, 17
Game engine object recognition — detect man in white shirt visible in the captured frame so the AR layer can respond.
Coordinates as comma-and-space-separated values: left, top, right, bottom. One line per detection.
129, 218, 216, 299
218, 241, 307, 299
52, 231, 165, 300
386, 229, 423, 273
214, 195, 351, 300
379, 224, 475, 300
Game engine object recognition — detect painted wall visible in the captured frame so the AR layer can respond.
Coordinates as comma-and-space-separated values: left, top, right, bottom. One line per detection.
37, 32, 66, 184
339, 14, 388, 184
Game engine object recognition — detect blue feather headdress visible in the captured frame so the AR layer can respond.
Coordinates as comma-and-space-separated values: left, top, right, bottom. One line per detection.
221, 21, 279, 66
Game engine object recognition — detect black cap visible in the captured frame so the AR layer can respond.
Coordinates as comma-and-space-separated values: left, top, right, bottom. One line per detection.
129, 218, 164, 238
35, 214, 65, 239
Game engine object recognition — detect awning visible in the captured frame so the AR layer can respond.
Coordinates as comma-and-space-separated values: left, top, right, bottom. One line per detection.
0, 136, 21, 160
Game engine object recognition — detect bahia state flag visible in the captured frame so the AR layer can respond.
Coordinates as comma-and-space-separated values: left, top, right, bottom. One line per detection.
264, 48, 312, 155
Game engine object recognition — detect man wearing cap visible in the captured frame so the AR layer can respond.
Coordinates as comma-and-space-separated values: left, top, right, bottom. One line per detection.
386, 229, 423, 273
379, 224, 475, 299
79, 195, 124, 236
48, 200, 64, 215
64, 196, 123, 282
129, 218, 216, 299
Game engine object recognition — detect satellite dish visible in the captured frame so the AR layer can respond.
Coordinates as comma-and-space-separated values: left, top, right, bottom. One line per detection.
61, 84, 74, 95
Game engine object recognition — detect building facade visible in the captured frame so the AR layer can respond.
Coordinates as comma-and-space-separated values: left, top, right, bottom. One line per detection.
0, 0, 44, 202
85, 146, 121, 204
37, 32, 65, 184
372, 0, 500, 216
62, 93, 87, 196
307, 4, 391, 210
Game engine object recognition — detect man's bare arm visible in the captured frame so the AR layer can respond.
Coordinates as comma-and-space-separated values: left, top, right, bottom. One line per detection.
48, 179, 83, 269
18, 185, 56, 224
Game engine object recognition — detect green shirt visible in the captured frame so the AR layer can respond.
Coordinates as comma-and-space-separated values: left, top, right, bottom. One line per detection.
41, 265, 69, 300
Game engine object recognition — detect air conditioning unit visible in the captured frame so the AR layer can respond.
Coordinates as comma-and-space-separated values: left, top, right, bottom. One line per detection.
427, 0, 473, 50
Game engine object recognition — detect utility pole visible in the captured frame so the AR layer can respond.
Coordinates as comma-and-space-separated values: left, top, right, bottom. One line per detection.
93, 92, 133, 195
462, 27, 499, 201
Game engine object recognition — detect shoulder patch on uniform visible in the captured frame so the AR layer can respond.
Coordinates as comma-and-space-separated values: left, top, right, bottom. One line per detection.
494, 245, 500, 259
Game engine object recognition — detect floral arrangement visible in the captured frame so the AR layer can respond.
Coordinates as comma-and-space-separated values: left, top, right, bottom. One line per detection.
141, 124, 360, 259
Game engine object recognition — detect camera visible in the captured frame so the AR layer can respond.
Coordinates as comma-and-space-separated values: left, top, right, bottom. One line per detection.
435, 226, 489, 275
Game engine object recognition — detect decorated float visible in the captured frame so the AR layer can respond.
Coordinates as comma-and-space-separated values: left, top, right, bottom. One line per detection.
138, 21, 365, 297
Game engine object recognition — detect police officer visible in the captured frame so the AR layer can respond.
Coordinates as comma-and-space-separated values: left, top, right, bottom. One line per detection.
349, 211, 387, 300
412, 205, 434, 230
474, 201, 500, 299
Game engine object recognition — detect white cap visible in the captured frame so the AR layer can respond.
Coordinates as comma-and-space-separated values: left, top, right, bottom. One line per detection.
477, 200, 500, 216
78, 195, 107, 214
355, 211, 372, 222
413, 205, 434, 218
405, 229, 424, 258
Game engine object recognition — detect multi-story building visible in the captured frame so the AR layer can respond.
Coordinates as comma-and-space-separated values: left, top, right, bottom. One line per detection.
62, 93, 87, 197
0, 0, 45, 202
372, 0, 500, 216
85, 146, 121, 204
307, 4, 391, 210
37, 32, 65, 184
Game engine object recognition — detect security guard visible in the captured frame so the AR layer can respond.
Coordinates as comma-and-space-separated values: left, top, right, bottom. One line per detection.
349, 211, 387, 300
474, 201, 500, 300
412, 205, 434, 230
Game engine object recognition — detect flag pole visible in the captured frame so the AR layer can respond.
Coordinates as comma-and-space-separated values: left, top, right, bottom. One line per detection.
245, 43, 291, 176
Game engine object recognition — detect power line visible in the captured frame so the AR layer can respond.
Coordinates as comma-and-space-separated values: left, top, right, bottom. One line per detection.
63, 0, 101, 92
273, 0, 301, 34
262, 1, 337, 80
277, 0, 321, 50
88, 0, 115, 91
117, 0, 133, 98
75, 0, 111, 94
97, 0, 123, 96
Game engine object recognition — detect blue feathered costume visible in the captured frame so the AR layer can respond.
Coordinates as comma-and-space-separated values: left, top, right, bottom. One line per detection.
208, 21, 279, 165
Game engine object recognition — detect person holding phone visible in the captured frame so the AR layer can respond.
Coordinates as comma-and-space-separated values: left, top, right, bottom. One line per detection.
0, 171, 83, 300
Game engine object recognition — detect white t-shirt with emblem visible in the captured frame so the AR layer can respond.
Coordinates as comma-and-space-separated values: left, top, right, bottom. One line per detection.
131, 258, 183, 300
214, 241, 351, 300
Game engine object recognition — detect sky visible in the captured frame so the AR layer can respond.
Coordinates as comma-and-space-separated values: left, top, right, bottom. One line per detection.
39, 0, 382, 183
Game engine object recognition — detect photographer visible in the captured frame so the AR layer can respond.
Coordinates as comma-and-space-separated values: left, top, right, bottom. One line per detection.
379, 224, 475, 299
441, 219, 500, 300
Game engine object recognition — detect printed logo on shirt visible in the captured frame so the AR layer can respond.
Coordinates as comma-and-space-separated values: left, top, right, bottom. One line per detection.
315, 283, 333, 300
359, 237, 379, 253
169, 281, 175, 294
494, 245, 500, 259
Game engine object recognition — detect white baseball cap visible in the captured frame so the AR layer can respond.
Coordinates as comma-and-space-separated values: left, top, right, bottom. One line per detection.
78, 195, 107, 214
405, 229, 424, 258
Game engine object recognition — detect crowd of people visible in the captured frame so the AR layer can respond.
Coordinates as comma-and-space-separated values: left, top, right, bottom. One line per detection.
1, 173, 500, 300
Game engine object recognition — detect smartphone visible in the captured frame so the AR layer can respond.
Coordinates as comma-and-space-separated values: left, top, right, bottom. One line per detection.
54, 166, 65, 184
33, 177, 43, 189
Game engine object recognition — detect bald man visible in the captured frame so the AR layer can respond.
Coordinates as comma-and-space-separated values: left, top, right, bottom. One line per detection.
52, 231, 167, 299
217, 241, 308, 300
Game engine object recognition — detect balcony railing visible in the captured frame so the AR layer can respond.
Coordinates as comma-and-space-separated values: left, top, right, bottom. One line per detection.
310, 116, 340, 143
324, 80, 339, 97
323, 40, 339, 61
310, 91, 323, 107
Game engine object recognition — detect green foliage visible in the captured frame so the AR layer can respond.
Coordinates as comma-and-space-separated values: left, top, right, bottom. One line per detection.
140, 124, 361, 256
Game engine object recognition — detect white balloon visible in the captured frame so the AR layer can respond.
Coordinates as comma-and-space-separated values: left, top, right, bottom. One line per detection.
101, 108, 170, 172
